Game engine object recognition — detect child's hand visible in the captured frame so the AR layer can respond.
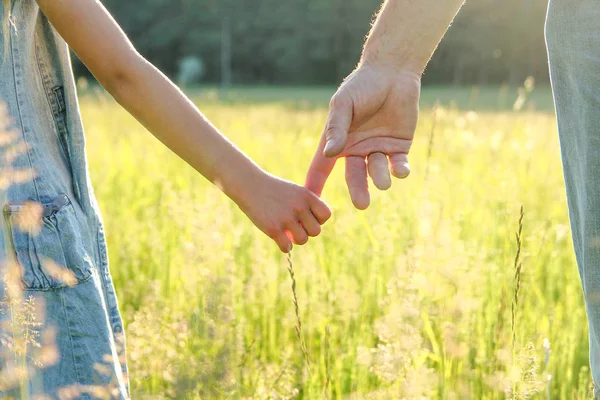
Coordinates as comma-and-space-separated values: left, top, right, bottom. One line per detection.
238, 173, 332, 252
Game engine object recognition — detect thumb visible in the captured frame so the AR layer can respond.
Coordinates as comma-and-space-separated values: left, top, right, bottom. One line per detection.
323, 93, 353, 158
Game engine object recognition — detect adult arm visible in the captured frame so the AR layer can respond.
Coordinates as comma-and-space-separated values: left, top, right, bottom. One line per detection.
306, 0, 465, 209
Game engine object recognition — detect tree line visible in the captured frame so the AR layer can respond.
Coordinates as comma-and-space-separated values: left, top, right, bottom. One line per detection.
90, 0, 550, 86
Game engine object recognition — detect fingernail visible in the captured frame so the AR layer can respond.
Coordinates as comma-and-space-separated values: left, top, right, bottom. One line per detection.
323, 141, 335, 156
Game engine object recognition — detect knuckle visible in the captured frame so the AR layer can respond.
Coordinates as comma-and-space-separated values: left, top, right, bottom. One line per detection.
329, 92, 350, 110
324, 125, 339, 140
292, 204, 306, 216
325, 121, 348, 132
328, 94, 340, 109
283, 217, 296, 227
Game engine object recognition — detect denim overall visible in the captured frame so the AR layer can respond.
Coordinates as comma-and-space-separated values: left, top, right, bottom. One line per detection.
0, 1, 129, 398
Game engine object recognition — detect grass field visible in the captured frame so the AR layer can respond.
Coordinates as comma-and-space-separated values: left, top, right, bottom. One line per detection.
79, 84, 592, 399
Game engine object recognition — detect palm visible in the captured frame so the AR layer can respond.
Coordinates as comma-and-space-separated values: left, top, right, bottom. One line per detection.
306, 65, 421, 209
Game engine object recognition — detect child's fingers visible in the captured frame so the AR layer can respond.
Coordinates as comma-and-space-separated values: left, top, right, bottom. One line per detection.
309, 194, 332, 224
273, 231, 293, 253
299, 212, 322, 237
285, 222, 309, 246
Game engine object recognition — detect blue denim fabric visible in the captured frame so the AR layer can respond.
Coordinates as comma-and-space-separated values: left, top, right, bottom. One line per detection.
0, 1, 129, 398
546, 0, 600, 396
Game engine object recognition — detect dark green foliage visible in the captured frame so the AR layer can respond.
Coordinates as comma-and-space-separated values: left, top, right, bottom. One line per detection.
83, 0, 549, 85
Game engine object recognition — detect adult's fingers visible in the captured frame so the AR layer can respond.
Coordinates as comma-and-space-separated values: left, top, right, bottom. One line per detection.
285, 221, 309, 246
389, 153, 411, 178
345, 156, 370, 210
323, 93, 353, 158
367, 152, 391, 190
305, 135, 337, 196
344, 137, 412, 158
308, 194, 332, 224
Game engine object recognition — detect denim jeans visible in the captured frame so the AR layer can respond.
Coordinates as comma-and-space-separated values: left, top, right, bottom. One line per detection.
546, 0, 600, 395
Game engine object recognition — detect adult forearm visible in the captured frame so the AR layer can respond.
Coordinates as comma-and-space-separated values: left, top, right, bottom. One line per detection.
361, 0, 465, 74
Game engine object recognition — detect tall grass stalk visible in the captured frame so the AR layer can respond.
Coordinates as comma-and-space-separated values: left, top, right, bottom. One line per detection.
512, 205, 524, 353
286, 252, 311, 374
511, 205, 524, 399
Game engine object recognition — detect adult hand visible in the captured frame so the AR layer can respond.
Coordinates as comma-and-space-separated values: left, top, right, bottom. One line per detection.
305, 64, 421, 209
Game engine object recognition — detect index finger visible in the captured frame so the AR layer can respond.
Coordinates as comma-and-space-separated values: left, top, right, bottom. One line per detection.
305, 134, 337, 197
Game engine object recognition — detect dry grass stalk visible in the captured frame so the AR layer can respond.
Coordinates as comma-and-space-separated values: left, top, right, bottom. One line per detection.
286, 251, 310, 373
511, 205, 524, 352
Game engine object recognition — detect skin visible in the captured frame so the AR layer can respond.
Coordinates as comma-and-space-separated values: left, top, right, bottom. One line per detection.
34, 0, 332, 253
306, 0, 466, 210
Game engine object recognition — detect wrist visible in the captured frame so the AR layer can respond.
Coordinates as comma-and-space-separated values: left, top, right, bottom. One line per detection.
218, 163, 268, 212
355, 60, 423, 88
361, 44, 426, 77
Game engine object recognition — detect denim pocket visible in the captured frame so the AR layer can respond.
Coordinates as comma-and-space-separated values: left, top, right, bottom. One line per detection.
3, 194, 95, 290
50, 85, 71, 162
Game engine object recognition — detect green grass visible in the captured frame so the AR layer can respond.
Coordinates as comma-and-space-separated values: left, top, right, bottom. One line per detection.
80, 83, 555, 112
79, 85, 589, 399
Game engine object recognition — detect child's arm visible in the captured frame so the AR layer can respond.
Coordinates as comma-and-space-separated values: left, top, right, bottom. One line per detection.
36, 0, 331, 252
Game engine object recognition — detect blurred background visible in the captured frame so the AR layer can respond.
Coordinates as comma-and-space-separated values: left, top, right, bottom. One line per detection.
79, 0, 550, 87
1, 1, 590, 399
70, 1, 593, 398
